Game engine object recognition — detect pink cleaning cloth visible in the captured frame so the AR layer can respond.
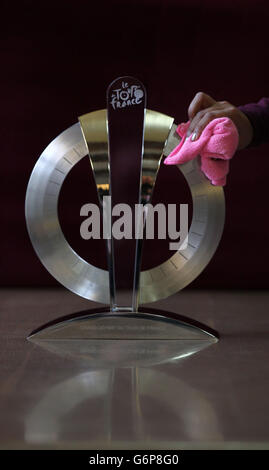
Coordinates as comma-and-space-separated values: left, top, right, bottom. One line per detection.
164, 117, 239, 186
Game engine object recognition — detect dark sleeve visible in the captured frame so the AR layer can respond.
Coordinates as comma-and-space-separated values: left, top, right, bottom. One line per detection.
238, 97, 269, 147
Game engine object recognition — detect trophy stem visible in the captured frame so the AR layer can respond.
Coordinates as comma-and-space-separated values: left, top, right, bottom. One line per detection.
106, 77, 147, 312
106, 237, 117, 312
132, 234, 143, 312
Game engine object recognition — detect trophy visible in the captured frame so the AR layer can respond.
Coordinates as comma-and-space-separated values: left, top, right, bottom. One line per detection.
25, 77, 224, 345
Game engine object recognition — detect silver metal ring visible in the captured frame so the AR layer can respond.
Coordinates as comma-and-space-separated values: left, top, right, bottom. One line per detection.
25, 121, 225, 305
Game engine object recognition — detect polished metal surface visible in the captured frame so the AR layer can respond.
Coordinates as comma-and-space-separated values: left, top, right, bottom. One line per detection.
25, 112, 225, 305
78, 108, 174, 205
26, 339, 213, 368
25, 123, 108, 303
141, 124, 225, 303
1, 288, 269, 449
79, 100, 174, 313
134, 109, 174, 308
142, 109, 174, 203
79, 109, 109, 202
27, 311, 217, 341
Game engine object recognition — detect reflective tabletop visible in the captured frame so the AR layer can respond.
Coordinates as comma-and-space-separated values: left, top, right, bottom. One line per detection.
0, 288, 269, 449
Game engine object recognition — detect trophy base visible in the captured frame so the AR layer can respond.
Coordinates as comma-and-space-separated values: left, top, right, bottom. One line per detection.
27, 309, 218, 342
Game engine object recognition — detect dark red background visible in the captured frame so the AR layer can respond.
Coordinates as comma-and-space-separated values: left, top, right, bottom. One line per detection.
2, 0, 269, 289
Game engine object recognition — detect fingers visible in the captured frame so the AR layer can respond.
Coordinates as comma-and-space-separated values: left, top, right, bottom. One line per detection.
187, 109, 216, 140
188, 92, 216, 121
187, 92, 216, 139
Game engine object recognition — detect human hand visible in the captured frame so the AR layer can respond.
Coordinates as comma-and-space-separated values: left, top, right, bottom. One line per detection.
186, 92, 253, 149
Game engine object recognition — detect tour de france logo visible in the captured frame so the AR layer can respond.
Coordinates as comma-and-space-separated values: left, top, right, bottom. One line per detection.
110, 81, 144, 110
